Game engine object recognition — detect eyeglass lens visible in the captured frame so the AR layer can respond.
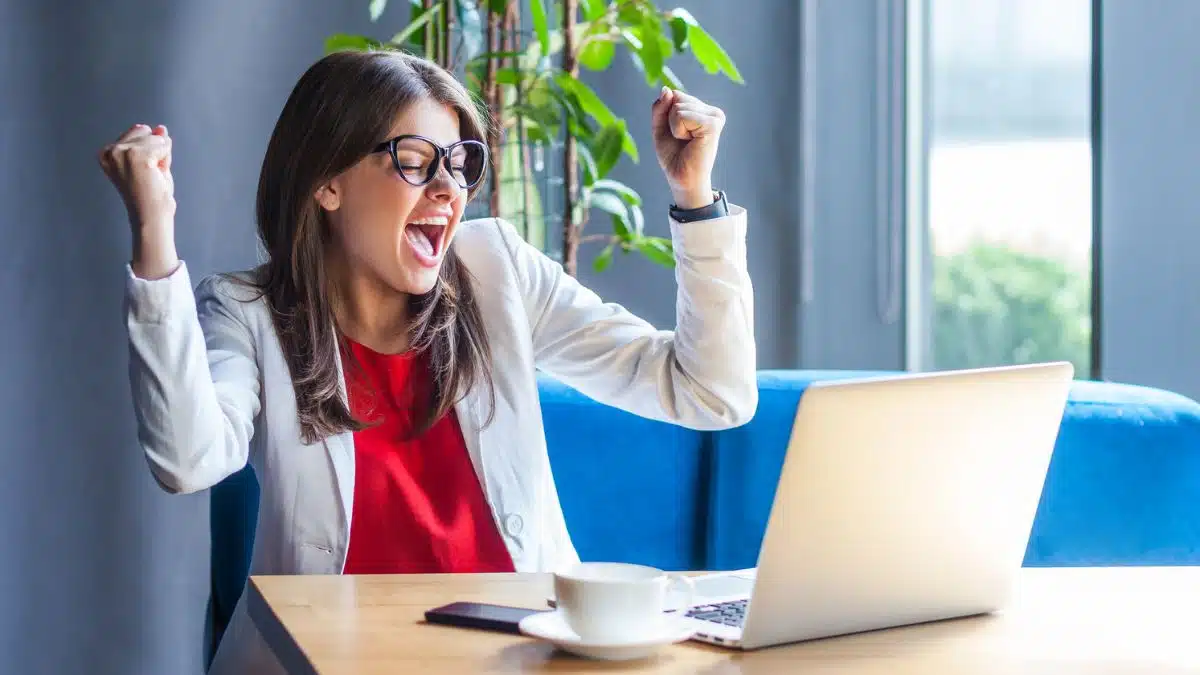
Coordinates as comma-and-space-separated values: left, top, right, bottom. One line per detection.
391, 137, 486, 189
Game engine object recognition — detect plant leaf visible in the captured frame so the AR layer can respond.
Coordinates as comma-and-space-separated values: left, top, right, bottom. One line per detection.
637, 236, 676, 268
529, 0, 551, 58
687, 24, 744, 84
513, 101, 561, 133
638, 17, 665, 85
593, 244, 614, 272
617, 4, 645, 25
325, 34, 383, 54
391, 2, 443, 47
621, 127, 638, 163
620, 28, 642, 51
589, 122, 625, 179
587, 190, 628, 218
524, 122, 554, 145
579, 0, 606, 22
629, 204, 645, 235
575, 142, 599, 186
610, 211, 633, 239
669, 16, 689, 51
579, 31, 616, 71
495, 67, 524, 85
661, 65, 684, 90
370, 0, 388, 22
668, 7, 699, 27
554, 74, 616, 127
592, 179, 642, 206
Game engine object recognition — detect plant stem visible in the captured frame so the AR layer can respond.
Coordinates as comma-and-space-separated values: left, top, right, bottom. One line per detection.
510, 1, 530, 242
441, 0, 453, 67
423, 0, 434, 62
485, 2, 502, 217
561, 0, 580, 277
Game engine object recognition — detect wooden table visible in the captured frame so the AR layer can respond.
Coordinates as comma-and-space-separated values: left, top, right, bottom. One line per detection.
249, 567, 1200, 674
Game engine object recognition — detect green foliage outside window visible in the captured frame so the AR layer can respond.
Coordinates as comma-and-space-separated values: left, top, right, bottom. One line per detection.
933, 244, 1091, 375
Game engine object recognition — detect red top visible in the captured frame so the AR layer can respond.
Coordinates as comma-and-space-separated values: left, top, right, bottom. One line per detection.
340, 339, 514, 575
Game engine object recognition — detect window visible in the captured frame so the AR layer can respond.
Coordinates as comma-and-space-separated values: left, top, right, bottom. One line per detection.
909, 0, 1093, 375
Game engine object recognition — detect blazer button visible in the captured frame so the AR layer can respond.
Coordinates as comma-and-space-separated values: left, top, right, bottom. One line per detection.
504, 513, 524, 537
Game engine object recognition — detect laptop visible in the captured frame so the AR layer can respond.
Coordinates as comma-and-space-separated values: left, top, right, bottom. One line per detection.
668, 362, 1073, 649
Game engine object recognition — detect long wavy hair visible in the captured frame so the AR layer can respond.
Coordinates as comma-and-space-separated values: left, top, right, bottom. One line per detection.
248, 49, 495, 443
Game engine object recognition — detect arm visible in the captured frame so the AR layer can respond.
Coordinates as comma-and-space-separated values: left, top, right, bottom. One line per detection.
500, 207, 757, 430
101, 123, 260, 493
125, 263, 261, 493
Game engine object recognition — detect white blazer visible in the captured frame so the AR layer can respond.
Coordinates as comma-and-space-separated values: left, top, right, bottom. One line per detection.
123, 208, 756, 673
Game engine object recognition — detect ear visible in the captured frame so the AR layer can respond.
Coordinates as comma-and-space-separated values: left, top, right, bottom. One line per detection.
315, 179, 341, 211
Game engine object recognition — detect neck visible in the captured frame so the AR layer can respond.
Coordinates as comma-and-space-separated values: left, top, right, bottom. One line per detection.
328, 253, 412, 355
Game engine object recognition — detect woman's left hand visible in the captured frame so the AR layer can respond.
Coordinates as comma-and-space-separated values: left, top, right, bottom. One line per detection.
651, 87, 726, 210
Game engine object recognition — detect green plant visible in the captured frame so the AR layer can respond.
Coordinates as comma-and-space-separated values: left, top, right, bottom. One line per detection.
933, 244, 1091, 375
326, 0, 743, 276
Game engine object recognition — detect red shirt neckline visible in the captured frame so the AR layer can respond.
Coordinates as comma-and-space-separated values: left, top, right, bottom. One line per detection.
340, 337, 514, 575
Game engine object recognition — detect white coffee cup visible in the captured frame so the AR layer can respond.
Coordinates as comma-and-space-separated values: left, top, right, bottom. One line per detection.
553, 562, 696, 643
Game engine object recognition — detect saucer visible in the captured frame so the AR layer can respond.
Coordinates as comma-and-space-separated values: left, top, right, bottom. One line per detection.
518, 610, 696, 661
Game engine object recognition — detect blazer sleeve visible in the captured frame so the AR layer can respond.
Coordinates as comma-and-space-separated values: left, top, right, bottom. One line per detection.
500, 205, 758, 430
124, 262, 261, 494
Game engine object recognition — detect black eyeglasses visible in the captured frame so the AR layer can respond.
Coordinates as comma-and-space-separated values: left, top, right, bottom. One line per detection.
371, 134, 488, 190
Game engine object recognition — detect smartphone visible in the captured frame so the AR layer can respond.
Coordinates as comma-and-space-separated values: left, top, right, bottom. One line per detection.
424, 601, 548, 635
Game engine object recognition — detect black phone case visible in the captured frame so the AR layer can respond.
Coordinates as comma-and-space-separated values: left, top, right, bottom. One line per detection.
424, 601, 547, 635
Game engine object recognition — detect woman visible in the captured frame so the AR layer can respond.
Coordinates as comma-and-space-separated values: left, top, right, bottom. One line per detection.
100, 50, 755, 672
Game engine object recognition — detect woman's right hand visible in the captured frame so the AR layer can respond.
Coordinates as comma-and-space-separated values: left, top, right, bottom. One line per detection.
99, 124, 179, 279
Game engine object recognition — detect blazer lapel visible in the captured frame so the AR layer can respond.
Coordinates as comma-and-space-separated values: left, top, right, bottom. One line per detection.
455, 387, 489, 494
323, 336, 355, 537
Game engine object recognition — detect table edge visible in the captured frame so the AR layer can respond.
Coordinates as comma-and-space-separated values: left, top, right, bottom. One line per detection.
247, 577, 322, 675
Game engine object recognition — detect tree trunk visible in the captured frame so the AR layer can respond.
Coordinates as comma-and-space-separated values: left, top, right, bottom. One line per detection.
561, 0, 580, 276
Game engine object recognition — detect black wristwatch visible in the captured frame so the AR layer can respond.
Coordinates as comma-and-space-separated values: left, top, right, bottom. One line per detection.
669, 190, 729, 223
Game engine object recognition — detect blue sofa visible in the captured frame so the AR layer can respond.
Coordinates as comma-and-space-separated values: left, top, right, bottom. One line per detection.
208, 369, 1200, 657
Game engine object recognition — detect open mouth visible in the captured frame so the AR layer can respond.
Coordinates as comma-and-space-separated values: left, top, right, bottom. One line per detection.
404, 216, 448, 264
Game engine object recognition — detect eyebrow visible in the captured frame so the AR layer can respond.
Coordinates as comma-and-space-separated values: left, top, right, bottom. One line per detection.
393, 142, 437, 156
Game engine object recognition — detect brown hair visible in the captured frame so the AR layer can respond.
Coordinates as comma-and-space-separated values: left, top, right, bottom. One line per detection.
248, 49, 495, 443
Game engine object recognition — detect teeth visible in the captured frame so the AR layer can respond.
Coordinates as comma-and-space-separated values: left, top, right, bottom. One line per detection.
408, 216, 449, 226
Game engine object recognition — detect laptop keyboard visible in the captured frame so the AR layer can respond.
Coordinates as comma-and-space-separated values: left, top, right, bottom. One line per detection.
686, 599, 747, 627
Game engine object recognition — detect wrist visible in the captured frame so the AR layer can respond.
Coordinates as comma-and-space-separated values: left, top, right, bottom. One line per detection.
132, 226, 179, 280
670, 183, 715, 211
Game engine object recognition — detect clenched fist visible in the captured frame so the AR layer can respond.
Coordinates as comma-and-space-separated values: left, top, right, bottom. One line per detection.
650, 87, 726, 211
99, 124, 179, 279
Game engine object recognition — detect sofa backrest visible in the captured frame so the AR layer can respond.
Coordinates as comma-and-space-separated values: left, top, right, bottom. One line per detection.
702, 370, 1200, 570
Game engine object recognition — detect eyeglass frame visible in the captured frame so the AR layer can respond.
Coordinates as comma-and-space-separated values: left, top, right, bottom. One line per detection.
370, 134, 489, 189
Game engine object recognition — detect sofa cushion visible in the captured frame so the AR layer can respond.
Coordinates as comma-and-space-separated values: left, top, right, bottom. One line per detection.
539, 373, 710, 571
705, 370, 1200, 570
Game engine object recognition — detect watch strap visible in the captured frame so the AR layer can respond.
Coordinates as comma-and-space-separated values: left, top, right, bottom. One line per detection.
669, 190, 729, 223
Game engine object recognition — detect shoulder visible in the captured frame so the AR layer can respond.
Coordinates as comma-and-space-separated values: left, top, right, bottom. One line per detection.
193, 265, 269, 321
451, 217, 550, 286
451, 218, 559, 281
452, 217, 523, 256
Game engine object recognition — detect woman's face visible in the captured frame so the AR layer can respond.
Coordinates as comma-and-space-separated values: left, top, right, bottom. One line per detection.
318, 98, 470, 295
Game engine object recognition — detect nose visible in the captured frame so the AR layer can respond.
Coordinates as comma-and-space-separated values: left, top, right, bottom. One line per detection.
424, 161, 460, 203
